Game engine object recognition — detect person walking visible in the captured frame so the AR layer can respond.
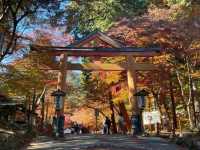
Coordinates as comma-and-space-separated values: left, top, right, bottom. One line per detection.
74, 122, 79, 134
103, 116, 111, 134
103, 120, 107, 134
52, 116, 58, 137
105, 116, 111, 134
131, 114, 138, 135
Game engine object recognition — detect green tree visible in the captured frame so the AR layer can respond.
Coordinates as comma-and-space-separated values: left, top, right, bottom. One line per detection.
65, 0, 149, 34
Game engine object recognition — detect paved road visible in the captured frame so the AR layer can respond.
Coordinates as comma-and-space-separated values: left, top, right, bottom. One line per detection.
25, 134, 186, 150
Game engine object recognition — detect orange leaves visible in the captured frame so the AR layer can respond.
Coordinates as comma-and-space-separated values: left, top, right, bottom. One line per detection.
32, 29, 74, 47
107, 5, 200, 52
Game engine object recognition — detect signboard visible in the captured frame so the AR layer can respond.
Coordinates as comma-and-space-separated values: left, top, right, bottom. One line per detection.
142, 110, 161, 125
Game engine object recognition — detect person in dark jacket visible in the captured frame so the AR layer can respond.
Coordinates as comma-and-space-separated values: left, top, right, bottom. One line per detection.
104, 116, 111, 134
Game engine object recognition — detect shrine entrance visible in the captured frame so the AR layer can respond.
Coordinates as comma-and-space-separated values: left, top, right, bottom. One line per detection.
31, 31, 161, 136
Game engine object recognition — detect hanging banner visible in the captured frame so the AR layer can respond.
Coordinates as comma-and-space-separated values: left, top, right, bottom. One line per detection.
142, 110, 161, 125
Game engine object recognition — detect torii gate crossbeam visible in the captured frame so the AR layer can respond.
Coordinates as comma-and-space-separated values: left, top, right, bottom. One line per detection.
41, 63, 158, 71
31, 46, 161, 57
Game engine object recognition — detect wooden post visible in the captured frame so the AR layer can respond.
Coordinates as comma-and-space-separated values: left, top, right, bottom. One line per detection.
126, 56, 138, 115
57, 53, 67, 113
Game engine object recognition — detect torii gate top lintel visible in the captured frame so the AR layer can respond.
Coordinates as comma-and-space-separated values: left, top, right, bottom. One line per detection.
31, 31, 161, 57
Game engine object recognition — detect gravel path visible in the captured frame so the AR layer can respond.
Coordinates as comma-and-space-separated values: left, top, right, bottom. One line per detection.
25, 134, 187, 150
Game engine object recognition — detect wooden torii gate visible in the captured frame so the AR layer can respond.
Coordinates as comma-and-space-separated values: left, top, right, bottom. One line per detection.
31, 31, 161, 116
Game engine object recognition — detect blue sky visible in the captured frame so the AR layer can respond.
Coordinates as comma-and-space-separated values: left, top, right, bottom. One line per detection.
2, 0, 71, 64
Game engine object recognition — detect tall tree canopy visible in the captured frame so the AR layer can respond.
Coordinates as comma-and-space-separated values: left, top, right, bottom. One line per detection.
0, 0, 64, 62
65, 0, 149, 34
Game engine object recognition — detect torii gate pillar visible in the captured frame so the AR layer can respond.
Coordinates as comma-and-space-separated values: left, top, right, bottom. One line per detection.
126, 56, 139, 115
57, 53, 67, 113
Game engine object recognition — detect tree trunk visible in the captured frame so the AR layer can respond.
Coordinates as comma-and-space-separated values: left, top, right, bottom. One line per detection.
118, 102, 131, 131
30, 88, 37, 129
169, 79, 177, 137
187, 105, 193, 129
176, 70, 187, 111
45, 100, 49, 122
186, 57, 194, 129
190, 80, 197, 128
169, 79, 177, 129
25, 95, 31, 127
152, 89, 163, 132
40, 87, 46, 127
41, 97, 45, 127
163, 95, 172, 130
108, 93, 117, 133
177, 80, 188, 112
176, 69, 193, 128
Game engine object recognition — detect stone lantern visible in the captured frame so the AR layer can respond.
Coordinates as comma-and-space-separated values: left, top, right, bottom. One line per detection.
51, 89, 66, 137
132, 89, 149, 134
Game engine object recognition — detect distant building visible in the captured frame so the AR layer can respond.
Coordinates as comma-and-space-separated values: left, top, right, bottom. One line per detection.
0, 94, 25, 123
